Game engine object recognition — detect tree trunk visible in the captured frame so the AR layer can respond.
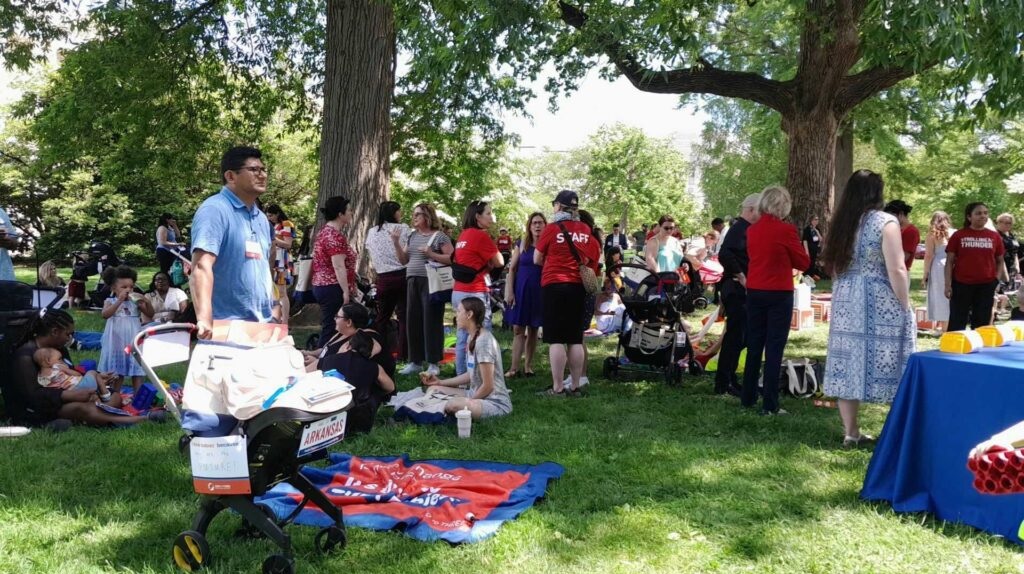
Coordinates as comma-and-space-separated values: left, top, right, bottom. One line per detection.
318, 0, 395, 274
833, 123, 854, 214
782, 112, 838, 232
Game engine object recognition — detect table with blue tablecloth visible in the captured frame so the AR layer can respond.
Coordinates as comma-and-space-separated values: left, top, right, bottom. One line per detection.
862, 345, 1024, 544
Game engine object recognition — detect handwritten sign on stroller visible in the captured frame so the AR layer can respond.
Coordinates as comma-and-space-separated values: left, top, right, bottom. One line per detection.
297, 412, 347, 457
190, 435, 251, 495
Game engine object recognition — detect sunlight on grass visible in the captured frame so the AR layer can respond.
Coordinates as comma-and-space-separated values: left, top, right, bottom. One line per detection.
1, 264, 1021, 572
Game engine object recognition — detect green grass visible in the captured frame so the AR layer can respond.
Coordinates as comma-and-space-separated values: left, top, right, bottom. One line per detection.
0, 264, 1018, 573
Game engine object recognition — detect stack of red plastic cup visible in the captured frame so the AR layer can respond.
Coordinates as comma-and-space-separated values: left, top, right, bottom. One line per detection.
967, 446, 1024, 494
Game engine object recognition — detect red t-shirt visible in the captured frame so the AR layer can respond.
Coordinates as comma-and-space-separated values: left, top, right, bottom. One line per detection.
536, 221, 601, 287
496, 235, 513, 251
901, 224, 920, 269
746, 214, 810, 291
946, 227, 1005, 284
312, 225, 356, 290
453, 228, 498, 293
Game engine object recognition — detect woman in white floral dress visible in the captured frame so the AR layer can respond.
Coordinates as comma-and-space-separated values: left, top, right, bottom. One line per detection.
821, 170, 916, 448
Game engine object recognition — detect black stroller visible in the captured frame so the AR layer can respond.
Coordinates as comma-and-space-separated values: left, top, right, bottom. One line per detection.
69, 241, 122, 308
602, 264, 698, 385
131, 324, 352, 574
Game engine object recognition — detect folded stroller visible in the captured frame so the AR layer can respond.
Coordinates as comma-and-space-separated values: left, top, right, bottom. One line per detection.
131, 324, 353, 574
602, 264, 698, 385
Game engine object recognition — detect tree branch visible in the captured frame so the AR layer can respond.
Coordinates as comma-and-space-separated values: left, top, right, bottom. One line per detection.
161, 0, 223, 38
557, 1, 793, 114
0, 149, 30, 167
835, 63, 932, 115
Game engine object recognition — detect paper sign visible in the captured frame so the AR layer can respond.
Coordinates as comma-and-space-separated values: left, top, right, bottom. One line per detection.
190, 435, 251, 495
298, 412, 347, 457
139, 329, 191, 368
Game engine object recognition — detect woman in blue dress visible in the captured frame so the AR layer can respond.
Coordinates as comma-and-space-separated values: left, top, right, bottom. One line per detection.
503, 212, 546, 377
821, 170, 916, 448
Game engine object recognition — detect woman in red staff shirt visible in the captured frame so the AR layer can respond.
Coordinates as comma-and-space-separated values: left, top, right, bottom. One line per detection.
534, 190, 601, 397
446, 201, 503, 375
740, 186, 810, 416
944, 202, 1008, 331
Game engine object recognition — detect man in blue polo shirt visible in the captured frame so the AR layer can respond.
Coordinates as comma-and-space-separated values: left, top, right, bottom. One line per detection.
191, 146, 274, 338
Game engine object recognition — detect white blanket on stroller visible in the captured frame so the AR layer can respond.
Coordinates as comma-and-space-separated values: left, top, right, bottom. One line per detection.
183, 340, 352, 421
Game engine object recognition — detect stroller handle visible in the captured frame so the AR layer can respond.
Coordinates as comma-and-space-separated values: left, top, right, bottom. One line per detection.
130, 323, 196, 421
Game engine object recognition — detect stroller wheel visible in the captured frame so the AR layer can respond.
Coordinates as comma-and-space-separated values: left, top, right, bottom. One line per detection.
602, 356, 619, 378
172, 530, 210, 572
314, 525, 347, 554
178, 434, 192, 458
665, 362, 683, 386
262, 554, 295, 574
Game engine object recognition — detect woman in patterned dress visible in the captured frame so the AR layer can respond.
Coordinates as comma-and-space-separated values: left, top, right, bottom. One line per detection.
821, 170, 916, 448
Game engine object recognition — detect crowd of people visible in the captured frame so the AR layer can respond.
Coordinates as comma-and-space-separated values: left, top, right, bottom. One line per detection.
5, 144, 1023, 446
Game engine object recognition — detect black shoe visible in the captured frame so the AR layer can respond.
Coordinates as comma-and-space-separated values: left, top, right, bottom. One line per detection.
42, 419, 72, 432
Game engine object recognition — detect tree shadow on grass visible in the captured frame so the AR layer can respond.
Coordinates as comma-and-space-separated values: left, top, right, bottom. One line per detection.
1, 338, 1021, 572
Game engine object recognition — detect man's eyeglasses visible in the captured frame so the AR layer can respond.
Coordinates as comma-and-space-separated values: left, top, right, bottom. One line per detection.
335, 314, 347, 320
237, 166, 268, 176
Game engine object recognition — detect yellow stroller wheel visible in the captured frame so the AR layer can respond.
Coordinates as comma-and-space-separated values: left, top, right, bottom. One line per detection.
172, 530, 210, 572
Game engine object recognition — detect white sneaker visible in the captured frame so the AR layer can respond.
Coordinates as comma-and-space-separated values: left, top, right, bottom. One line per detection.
425, 363, 440, 376
398, 363, 423, 375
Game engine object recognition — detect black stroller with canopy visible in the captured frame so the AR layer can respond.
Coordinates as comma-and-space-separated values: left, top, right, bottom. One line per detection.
602, 263, 700, 385
69, 241, 122, 308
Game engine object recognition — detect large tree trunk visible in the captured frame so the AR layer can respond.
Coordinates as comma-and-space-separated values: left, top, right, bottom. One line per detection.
318, 0, 395, 274
782, 111, 838, 232
833, 123, 854, 214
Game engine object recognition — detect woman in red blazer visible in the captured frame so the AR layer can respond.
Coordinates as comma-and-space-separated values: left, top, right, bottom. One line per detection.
741, 186, 810, 415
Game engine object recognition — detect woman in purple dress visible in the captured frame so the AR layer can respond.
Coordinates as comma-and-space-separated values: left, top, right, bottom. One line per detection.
503, 212, 547, 377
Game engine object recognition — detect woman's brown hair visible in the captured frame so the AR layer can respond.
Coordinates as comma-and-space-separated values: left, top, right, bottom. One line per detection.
414, 202, 441, 231
460, 297, 487, 354
821, 170, 885, 277
522, 212, 546, 250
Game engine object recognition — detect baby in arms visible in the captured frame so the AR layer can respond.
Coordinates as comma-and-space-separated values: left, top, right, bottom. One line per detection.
34, 347, 114, 395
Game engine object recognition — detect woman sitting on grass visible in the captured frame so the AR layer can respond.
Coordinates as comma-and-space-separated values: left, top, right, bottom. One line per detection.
303, 302, 395, 379
9, 309, 165, 429
418, 297, 511, 420
320, 331, 395, 435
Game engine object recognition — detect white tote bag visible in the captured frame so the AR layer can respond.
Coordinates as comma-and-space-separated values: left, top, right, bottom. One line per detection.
424, 232, 454, 294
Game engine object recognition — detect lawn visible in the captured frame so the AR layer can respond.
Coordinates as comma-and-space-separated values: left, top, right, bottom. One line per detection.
1, 264, 1019, 574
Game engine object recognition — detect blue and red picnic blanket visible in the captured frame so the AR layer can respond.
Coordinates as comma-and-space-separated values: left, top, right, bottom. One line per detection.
256, 453, 564, 543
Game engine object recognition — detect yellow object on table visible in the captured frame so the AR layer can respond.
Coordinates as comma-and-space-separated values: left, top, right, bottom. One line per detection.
938, 330, 985, 354
1003, 320, 1024, 341
976, 325, 1017, 347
